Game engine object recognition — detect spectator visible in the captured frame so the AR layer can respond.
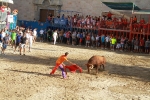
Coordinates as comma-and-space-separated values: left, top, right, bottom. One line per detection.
145, 39, 150, 54
111, 36, 116, 51
105, 34, 110, 49
1, 33, 9, 55
139, 38, 145, 53
116, 36, 121, 51
20, 33, 27, 55
53, 29, 58, 45
101, 33, 105, 49
95, 34, 100, 48
107, 11, 113, 20
134, 38, 139, 53
33, 28, 37, 43
86, 34, 91, 47
39, 29, 44, 42
120, 36, 125, 51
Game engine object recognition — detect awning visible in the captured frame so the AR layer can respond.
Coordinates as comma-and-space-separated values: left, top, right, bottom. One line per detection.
133, 10, 150, 14
102, 2, 141, 11
0, 0, 14, 4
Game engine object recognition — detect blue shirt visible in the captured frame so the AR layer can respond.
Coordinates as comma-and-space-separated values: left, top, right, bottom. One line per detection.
79, 34, 83, 39
101, 35, 105, 42
16, 35, 22, 43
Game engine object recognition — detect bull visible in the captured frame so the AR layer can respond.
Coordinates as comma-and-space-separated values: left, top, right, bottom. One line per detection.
85, 55, 106, 74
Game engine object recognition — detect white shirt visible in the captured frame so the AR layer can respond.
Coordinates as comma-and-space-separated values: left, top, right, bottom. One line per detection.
105, 36, 110, 42
72, 32, 76, 39
53, 31, 57, 37
26, 33, 30, 39
2, 32, 6, 38
29, 35, 33, 43
96, 36, 99, 41
40, 30, 44, 35
33, 30, 37, 36
91, 36, 95, 41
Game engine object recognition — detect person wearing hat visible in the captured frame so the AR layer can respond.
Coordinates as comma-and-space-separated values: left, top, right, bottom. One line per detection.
50, 52, 73, 79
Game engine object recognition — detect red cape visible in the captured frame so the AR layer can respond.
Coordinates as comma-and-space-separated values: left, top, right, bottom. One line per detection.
64, 64, 82, 73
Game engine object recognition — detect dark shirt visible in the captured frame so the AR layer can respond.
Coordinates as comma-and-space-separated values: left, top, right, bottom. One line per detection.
117, 38, 121, 43
3, 36, 9, 44
21, 36, 27, 44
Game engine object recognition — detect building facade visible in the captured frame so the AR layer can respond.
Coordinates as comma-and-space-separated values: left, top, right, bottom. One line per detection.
9, 0, 150, 21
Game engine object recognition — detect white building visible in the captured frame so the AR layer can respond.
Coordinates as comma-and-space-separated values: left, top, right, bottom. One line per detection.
9, 0, 150, 21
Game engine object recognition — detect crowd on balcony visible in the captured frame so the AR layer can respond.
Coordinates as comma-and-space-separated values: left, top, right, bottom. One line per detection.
47, 11, 150, 34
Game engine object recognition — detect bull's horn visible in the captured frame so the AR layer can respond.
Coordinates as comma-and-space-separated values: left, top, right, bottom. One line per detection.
90, 64, 94, 69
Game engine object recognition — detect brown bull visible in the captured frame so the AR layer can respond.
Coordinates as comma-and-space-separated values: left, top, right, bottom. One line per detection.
85, 55, 106, 74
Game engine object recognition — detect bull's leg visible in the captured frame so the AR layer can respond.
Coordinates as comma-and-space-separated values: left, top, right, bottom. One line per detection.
96, 66, 98, 75
102, 64, 105, 70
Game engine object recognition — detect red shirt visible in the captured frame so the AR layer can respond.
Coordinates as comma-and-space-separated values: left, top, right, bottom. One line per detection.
140, 39, 144, 46
86, 35, 90, 40
140, 19, 145, 24
107, 12, 112, 18
143, 24, 148, 29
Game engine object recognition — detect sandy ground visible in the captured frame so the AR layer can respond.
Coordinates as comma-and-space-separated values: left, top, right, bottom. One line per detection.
0, 41, 150, 100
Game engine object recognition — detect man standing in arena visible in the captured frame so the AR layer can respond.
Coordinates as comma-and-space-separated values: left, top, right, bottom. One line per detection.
50, 52, 73, 79
20, 33, 27, 55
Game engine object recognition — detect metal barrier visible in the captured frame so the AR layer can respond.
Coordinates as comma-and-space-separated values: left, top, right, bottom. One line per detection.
18, 20, 99, 36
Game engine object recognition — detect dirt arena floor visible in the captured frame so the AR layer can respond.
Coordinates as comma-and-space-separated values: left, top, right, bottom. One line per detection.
0, 41, 150, 100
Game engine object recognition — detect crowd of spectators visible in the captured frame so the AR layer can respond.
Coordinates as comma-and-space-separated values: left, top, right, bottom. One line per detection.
47, 12, 149, 32
38, 28, 150, 54
0, 26, 37, 55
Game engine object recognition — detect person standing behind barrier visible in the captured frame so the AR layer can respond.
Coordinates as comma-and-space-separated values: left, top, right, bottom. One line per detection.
116, 36, 121, 51
139, 38, 145, 53
120, 36, 125, 51
145, 39, 150, 54
111, 36, 116, 51
95, 34, 100, 48
86, 33, 91, 47
66, 31, 71, 45
79, 32, 84, 46
134, 38, 139, 53
105, 34, 110, 49
72, 31, 76, 45
76, 32, 80, 46
101, 33, 105, 49
58, 29, 64, 43
39, 29, 44, 42
53, 30, 58, 45
63, 31, 67, 43
82, 32, 86, 45
91, 33, 95, 48
131, 38, 135, 52
33, 28, 37, 43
